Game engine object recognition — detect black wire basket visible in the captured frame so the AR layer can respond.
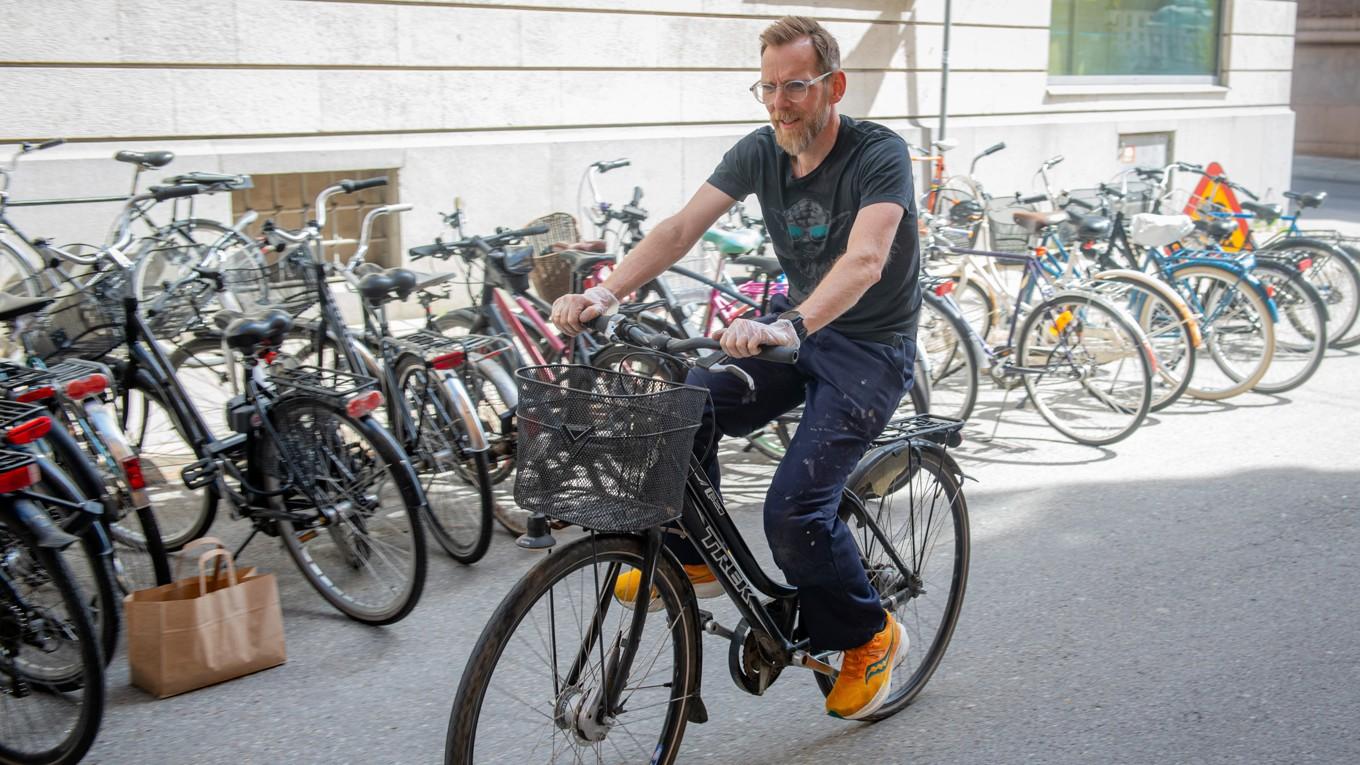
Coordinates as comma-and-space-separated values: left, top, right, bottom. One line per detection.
24, 267, 129, 362
223, 256, 319, 317
514, 364, 707, 532
985, 198, 1036, 253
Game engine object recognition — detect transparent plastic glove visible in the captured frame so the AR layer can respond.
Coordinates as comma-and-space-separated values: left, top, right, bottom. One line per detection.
550, 286, 619, 336
714, 317, 800, 358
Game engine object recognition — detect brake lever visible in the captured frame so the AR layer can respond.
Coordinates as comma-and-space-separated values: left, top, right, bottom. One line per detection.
709, 362, 756, 396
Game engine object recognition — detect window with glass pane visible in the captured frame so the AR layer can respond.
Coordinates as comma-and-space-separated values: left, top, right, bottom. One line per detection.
1049, 0, 1222, 78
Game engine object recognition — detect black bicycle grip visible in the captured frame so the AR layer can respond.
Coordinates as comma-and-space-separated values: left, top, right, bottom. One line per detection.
38, 138, 65, 151
757, 345, 799, 364
340, 176, 388, 193
982, 142, 1006, 156
1235, 184, 1259, 201
1046, 154, 1065, 167
631, 186, 644, 206
1098, 183, 1127, 199
1176, 161, 1204, 172
409, 243, 448, 260
1066, 197, 1095, 210
596, 158, 630, 172
1017, 193, 1048, 205
508, 224, 551, 238
150, 184, 203, 202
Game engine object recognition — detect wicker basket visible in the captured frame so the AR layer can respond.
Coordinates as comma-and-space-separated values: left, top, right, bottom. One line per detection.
524, 213, 581, 302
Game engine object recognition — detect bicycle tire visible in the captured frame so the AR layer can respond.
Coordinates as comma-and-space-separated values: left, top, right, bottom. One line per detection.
1330, 244, 1360, 347
918, 290, 980, 421
1017, 291, 1153, 446
445, 533, 699, 764
0, 238, 44, 297
118, 379, 218, 551
1090, 271, 1197, 412
1169, 265, 1277, 400
0, 519, 105, 765
393, 353, 493, 564
1249, 259, 1328, 394
813, 445, 969, 719
262, 395, 428, 625
1260, 238, 1360, 345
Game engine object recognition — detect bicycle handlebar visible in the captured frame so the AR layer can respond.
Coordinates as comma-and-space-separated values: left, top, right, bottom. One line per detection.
35, 138, 65, 152
590, 314, 799, 365
150, 184, 203, 202
409, 223, 552, 260
981, 142, 1006, 157
1017, 193, 1048, 205
341, 176, 388, 193
1066, 196, 1095, 211
595, 159, 630, 173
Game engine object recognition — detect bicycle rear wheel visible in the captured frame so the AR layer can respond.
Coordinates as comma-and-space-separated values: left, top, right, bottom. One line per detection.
1170, 265, 1276, 400
1091, 273, 1197, 412
119, 380, 217, 550
260, 395, 427, 625
1250, 259, 1328, 394
394, 354, 493, 564
814, 445, 969, 719
0, 517, 105, 765
445, 533, 699, 764
917, 291, 980, 421
1018, 292, 1152, 445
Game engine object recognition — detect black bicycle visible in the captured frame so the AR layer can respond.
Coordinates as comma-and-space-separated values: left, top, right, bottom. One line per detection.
445, 315, 969, 763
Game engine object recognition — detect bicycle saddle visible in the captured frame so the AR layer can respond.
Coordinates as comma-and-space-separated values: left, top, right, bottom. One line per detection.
732, 255, 783, 277
1072, 214, 1113, 241
1195, 217, 1239, 242
948, 199, 984, 224
358, 267, 418, 304
1012, 210, 1068, 233
550, 240, 607, 254
114, 150, 174, 168
221, 308, 293, 350
555, 249, 616, 274
1240, 201, 1282, 223
1284, 190, 1327, 209
0, 292, 55, 322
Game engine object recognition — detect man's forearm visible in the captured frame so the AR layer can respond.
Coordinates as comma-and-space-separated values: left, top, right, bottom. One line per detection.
796, 250, 885, 333
599, 217, 693, 297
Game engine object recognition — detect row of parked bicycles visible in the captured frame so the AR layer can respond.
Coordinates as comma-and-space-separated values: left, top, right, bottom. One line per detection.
0, 131, 1345, 763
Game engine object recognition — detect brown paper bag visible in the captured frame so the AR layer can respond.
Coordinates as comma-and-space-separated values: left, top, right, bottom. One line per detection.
125, 546, 286, 698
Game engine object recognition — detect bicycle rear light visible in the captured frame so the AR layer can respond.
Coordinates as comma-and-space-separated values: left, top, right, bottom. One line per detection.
5, 416, 51, 445
14, 385, 55, 403
0, 462, 40, 493
63, 373, 109, 401
430, 350, 466, 370
933, 281, 955, 297
345, 390, 384, 419
1265, 284, 1277, 299
121, 455, 147, 490
1297, 258, 1313, 272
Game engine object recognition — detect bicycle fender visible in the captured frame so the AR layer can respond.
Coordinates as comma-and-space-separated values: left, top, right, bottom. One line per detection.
436, 370, 489, 453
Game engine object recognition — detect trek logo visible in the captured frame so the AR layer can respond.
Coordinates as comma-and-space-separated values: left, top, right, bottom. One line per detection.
557, 423, 597, 458
699, 529, 757, 604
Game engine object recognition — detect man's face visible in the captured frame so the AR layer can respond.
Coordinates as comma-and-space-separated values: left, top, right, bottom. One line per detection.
760, 38, 834, 157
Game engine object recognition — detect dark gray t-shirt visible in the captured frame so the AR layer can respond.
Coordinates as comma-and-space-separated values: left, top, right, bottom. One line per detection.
706, 115, 921, 343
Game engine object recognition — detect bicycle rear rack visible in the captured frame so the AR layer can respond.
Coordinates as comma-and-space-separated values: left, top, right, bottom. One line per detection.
874, 413, 965, 447
394, 330, 511, 366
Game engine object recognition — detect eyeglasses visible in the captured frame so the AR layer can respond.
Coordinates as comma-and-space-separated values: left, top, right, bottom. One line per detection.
749, 71, 836, 104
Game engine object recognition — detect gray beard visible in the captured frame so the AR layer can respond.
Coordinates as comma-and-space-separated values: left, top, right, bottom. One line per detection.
773, 104, 831, 157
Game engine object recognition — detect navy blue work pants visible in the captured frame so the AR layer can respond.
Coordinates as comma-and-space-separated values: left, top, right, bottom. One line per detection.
673, 308, 915, 651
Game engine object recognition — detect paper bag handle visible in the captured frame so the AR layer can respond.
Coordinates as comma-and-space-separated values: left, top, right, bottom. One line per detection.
174, 536, 227, 580
196, 548, 239, 592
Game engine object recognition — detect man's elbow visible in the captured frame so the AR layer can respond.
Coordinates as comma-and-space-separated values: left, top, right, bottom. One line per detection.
849, 250, 887, 286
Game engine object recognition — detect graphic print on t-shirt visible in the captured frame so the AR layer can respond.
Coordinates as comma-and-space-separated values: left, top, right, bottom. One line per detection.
772, 197, 855, 290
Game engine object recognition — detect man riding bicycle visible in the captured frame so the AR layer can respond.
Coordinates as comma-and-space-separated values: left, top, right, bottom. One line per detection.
550, 15, 921, 721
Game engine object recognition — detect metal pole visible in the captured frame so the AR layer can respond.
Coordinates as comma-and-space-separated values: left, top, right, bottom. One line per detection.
939, 0, 953, 140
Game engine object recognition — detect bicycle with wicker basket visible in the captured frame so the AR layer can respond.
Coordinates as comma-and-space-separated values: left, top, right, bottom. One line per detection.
30, 184, 431, 626
445, 314, 970, 764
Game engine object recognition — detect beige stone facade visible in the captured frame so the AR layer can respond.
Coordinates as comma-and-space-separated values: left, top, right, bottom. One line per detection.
1294, 0, 1360, 158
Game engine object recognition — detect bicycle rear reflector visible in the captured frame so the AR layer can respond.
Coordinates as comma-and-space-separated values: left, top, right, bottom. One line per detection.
933, 281, 955, 297
346, 390, 384, 419
431, 350, 466, 370
1297, 258, 1313, 272
14, 385, 55, 403
5, 416, 51, 445
63, 373, 109, 401
121, 455, 147, 490
0, 462, 40, 493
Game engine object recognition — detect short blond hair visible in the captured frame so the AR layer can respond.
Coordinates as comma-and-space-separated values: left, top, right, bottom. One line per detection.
759, 16, 841, 74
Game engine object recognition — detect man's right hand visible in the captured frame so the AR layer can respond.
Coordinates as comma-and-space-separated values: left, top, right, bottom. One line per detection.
550, 285, 620, 336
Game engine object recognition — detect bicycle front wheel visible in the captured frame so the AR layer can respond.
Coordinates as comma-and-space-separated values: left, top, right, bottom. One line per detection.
1018, 292, 1153, 445
261, 395, 427, 625
1171, 265, 1276, 400
446, 533, 700, 764
1250, 259, 1328, 394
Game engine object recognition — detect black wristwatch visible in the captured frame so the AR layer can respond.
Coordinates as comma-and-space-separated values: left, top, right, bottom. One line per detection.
778, 310, 808, 342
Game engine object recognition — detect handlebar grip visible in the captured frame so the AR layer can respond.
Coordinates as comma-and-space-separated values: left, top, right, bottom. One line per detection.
340, 176, 389, 193
383, 203, 414, 214
597, 159, 631, 172
1067, 197, 1095, 210
982, 142, 1006, 156
1017, 193, 1048, 205
630, 186, 644, 206
38, 138, 65, 151
1097, 183, 1127, 199
1046, 154, 1065, 167
756, 345, 799, 364
1236, 184, 1259, 201
518, 224, 551, 236
1176, 161, 1204, 172
151, 184, 203, 202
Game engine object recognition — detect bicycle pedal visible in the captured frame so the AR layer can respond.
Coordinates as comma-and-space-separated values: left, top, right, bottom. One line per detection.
180, 458, 219, 490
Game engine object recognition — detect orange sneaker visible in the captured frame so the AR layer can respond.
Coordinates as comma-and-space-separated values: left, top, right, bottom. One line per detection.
824, 613, 909, 720
613, 564, 723, 611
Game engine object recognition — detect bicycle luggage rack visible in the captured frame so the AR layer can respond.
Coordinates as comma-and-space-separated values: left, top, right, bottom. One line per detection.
0, 362, 55, 394
267, 365, 378, 401
0, 399, 51, 432
874, 413, 965, 448
394, 330, 511, 366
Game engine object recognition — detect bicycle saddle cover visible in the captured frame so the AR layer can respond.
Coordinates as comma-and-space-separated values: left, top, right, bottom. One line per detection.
114, 150, 174, 168
496, 245, 536, 275
0, 292, 56, 322
1240, 201, 1282, 224
1130, 213, 1195, 248
358, 268, 418, 304
1073, 214, 1113, 241
1194, 217, 1240, 242
1012, 210, 1069, 233
222, 308, 293, 350
732, 255, 784, 277
555, 249, 616, 274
